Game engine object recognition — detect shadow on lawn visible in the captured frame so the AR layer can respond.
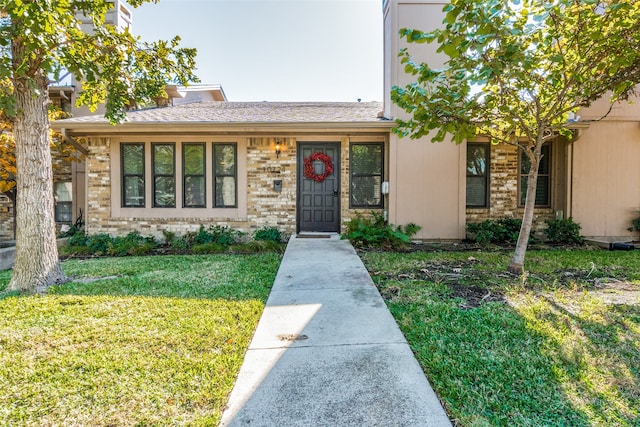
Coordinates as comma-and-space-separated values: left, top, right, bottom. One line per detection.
376, 276, 639, 426
537, 296, 640, 426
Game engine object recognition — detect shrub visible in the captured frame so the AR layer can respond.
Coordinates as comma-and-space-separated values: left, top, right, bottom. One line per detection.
86, 234, 113, 255
467, 218, 522, 245
108, 231, 157, 256
66, 231, 88, 247
545, 218, 584, 245
59, 210, 85, 238
191, 225, 242, 247
343, 213, 421, 249
230, 240, 285, 254
628, 213, 640, 234
192, 243, 226, 254
254, 226, 283, 242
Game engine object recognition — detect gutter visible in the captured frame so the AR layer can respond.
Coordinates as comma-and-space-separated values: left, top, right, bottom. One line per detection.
54, 121, 395, 137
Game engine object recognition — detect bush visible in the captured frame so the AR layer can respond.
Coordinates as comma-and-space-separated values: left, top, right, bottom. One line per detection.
108, 231, 157, 256
254, 226, 282, 242
467, 218, 522, 245
86, 234, 113, 255
230, 240, 285, 254
59, 210, 85, 238
343, 213, 421, 249
66, 231, 88, 247
192, 242, 226, 254
545, 217, 584, 245
628, 213, 640, 234
190, 225, 241, 247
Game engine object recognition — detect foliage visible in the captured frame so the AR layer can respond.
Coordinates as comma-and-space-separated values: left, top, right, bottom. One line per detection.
1, 0, 198, 292
254, 226, 283, 242
545, 217, 584, 245
85, 233, 113, 255
60, 226, 286, 257
343, 213, 421, 249
0, 2, 199, 123
362, 249, 640, 426
0, 254, 280, 425
188, 225, 242, 247
230, 240, 285, 254
58, 210, 85, 238
192, 242, 226, 254
61, 231, 156, 257
0, 101, 79, 199
392, 0, 640, 272
467, 218, 522, 245
107, 231, 156, 256
628, 213, 640, 234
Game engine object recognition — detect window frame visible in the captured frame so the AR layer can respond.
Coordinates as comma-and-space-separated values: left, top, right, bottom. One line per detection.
213, 143, 238, 208
152, 142, 176, 208
121, 142, 146, 208
349, 142, 385, 209
182, 142, 206, 208
466, 142, 490, 208
519, 144, 551, 207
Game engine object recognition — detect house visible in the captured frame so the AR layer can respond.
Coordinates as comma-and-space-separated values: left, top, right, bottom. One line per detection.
24, 0, 640, 243
52, 102, 392, 237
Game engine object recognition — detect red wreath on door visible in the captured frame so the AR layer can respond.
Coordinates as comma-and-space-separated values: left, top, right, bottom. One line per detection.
303, 152, 334, 182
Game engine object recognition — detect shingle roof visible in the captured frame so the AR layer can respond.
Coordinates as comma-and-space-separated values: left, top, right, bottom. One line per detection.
57, 101, 389, 125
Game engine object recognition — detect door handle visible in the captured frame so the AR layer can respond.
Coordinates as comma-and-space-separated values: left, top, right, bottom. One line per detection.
333, 190, 339, 197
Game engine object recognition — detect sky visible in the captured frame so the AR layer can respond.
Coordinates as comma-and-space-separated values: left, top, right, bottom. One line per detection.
131, 0, 384, 102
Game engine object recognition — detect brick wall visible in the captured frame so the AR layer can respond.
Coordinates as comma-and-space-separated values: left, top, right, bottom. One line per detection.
0, 195, 13, 242
466, 143, 555, 237
0, 151, 74, 242
83, 136, 387, 240
246, 137, 297, 236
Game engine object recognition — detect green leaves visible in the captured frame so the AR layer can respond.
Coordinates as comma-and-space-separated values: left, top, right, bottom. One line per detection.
392, 0, 640, 146
1, 0, 199, 123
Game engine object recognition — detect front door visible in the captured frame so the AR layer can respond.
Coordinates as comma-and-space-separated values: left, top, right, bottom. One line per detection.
297, 142, 340, 232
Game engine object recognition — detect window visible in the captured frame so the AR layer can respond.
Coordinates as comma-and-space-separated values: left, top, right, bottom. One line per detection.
520, 144, 551, 206
466, 143, 490, 208
183, 143, 206, 208
213, 144, 237, 208
121, 143, 145, 207
350, 143, 384, 208
54, 182, 73, 223
152, 143, 176, 208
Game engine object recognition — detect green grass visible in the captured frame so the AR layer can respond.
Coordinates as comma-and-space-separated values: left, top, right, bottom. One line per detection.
361, 249, 640, 427
0, 254, 281, 426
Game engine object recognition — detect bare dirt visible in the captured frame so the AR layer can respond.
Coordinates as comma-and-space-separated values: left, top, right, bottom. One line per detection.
368, 246, 639, 309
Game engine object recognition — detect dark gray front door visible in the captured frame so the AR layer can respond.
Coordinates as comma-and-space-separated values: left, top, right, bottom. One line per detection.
298, 142, 340, 232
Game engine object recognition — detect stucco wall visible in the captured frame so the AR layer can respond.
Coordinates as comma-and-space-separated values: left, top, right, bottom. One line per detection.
570, 119, 640, 240
384, 0, 466, 240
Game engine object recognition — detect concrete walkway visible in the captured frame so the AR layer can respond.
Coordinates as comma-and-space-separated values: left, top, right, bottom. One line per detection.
219, 234, 452, 427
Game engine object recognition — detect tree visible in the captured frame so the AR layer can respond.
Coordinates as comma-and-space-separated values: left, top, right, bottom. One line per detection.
0, 97, 78, 240
1, 0, 198, 293
392, 0, 640, 274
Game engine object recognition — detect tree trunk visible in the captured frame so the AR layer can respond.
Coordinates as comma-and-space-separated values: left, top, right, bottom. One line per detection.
507, 144, 542, 275
7, 41, 66, 293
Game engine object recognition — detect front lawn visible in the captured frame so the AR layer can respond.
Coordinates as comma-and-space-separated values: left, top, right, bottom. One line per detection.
0, 254, 280, 426
361, 249, 640, 427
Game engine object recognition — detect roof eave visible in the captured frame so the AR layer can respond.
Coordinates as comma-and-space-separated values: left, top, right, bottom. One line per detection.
54, 120, 395, 136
